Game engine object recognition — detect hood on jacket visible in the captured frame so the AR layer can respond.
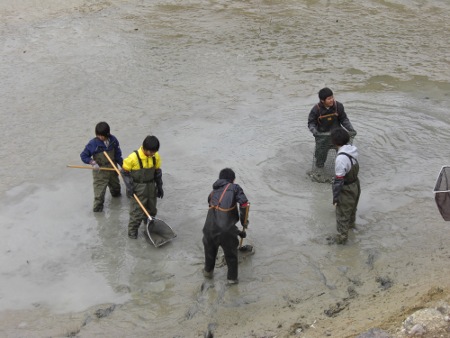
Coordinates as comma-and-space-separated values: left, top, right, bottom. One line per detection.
212, 178, 233, 190
335, 144, 359, 177
338, 144, 358, 159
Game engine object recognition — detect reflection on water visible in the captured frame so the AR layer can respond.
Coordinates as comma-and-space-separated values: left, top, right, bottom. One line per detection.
1, 0, 450, 336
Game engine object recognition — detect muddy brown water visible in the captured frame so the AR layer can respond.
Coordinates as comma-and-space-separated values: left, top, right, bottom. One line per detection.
1, 1, 450, 337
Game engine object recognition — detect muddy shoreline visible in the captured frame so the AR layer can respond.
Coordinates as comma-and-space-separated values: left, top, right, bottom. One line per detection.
2, 274, 450, 337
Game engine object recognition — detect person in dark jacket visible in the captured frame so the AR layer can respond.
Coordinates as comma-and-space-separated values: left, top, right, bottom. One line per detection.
202, 168, 250, 284
121, 135, 163, 239
330, 128, 361, 244
308, 87, 357, 168
80, 121, 123, 212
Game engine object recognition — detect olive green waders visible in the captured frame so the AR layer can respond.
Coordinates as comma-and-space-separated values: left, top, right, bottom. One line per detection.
314, 134, 334, 168
128, 163, 157, 237
92, 150, 120, 212
336, 180, 360, 241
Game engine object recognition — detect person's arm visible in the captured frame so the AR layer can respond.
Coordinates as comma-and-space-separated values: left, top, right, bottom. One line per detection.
80, 140, 95, 165
154, 152, 162, 169
112, 136, 123, 167
235, 185, 250, 227
239, 201, 250, 227
151, 152, 164, 198
333, 155, 351, 205
122, 152, 136, 172
154, 168, 164, 199
121, 152, 135, 196
308, 106, 319, 136
332, 176, 344, 205
337, 102, 356, 135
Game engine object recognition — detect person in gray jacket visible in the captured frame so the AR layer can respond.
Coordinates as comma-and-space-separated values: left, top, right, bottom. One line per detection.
308, 88, 357, 168
202, 168, 250, 284
330, 128, 361, 244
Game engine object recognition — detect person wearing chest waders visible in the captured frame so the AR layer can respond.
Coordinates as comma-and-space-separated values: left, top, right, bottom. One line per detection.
202, 168, 250, 285
121, 135, 163, 239
80, 121, 123, 212
308, 87, 357, 168
328, 128, 361, 245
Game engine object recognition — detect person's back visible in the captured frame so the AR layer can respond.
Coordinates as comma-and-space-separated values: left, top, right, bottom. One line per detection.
207, 178, 246, 230
330, 128, 361, 244
202, 168, 249, 284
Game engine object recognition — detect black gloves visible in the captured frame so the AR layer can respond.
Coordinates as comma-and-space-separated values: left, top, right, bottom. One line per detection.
154, 169, 164, 199
121, 169, 134, 198
156, 184, 164, 199
238, 230, 247, 239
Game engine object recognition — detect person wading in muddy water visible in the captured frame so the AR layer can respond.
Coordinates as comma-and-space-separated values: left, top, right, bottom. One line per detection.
202, 168, 250, 285
328, 128, 361, 245
80, 121, 123, 212
121, 135, 164, 239
308, 87, 357, 169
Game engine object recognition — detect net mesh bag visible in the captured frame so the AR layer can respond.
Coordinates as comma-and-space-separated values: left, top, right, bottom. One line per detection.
145, 218, 177, 247
434, 166, 450, 221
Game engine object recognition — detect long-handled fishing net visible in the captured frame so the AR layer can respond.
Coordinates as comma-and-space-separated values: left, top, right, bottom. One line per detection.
433, 166, 450, 221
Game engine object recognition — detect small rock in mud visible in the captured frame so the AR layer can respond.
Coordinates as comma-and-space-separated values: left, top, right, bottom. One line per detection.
95, 304, 116, 318
376, 276, 393, 290
289, 322, 309, 335
356, 327, 390, 338
324, 301, 349, 317
347, 285, 358, 299
402, 307, 447, 335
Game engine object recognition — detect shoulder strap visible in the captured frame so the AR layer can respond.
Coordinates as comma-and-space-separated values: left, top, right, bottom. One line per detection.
209, 183, 233, 209
317, 102, 339, 120
134, 150, 143, 169
217, 183, 231, 207
209, 183, 237, 212
337, 152, 357, 165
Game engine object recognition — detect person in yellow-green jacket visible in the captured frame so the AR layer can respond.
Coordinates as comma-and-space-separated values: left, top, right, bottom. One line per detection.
121, 135, 164, 239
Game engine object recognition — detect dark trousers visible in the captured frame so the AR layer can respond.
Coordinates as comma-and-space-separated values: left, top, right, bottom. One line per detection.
92, 170, 121, 209
203, 232, 239, 280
